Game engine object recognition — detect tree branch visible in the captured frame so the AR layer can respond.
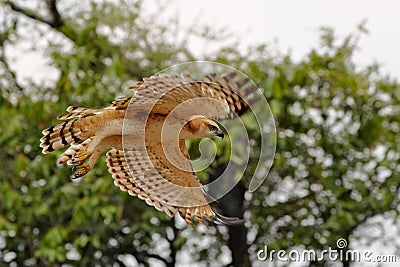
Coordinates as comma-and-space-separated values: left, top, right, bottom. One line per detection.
8, 1, 56, 28
107, 229, 172, 266
145, 253, 170, 265
46, 0, 64, 28
7, 0, 78, 42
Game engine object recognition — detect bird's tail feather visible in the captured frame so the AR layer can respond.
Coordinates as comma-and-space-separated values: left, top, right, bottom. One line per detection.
40, 120, 86, 154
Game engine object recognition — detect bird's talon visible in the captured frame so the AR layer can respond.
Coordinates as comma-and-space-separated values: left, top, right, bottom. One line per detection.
71, 164, 91, 178
71, 150, 91, 166
72, 150, 91, 164
72, 161, 82, 167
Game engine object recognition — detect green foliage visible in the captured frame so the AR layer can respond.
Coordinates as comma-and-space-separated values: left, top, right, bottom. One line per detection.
243, 27, 400, 262
0, 0, 399, 266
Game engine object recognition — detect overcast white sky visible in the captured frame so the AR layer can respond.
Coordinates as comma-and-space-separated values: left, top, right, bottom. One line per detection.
13, 0, 400, 84
164, 0, 400, 78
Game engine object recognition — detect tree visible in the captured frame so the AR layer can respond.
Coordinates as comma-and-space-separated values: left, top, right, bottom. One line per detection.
1, 0, 399, 266
241, 27, 400, 266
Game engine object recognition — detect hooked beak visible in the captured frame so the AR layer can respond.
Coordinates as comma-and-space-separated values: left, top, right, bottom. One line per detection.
216, 130, 224, 139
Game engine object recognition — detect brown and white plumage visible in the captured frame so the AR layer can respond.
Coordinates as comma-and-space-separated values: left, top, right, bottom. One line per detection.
40, 72, 257, 226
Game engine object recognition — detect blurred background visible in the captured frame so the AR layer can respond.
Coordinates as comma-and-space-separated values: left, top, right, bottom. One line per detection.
0, 0, 399, 266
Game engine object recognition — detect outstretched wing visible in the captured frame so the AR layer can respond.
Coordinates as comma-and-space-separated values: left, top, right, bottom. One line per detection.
58, 72, 258, 121
130, 72, 258, 120
106, 139, 242, 226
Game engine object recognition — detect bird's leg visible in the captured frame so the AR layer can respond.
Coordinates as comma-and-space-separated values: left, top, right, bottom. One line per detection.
70, 135, 123, 179
70, 149, 92, 178
70, 149, 96, 179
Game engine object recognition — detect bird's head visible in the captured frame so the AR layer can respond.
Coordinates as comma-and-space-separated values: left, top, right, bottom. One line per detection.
182, 115, 224, 139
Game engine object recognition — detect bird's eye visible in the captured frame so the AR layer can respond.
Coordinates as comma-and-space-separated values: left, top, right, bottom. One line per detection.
209, 125, 217, 131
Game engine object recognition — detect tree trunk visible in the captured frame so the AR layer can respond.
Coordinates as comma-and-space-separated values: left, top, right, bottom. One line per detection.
208, 164, 249, 267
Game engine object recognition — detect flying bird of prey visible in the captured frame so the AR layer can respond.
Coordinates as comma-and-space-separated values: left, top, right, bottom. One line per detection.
40, 72, 257, 226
